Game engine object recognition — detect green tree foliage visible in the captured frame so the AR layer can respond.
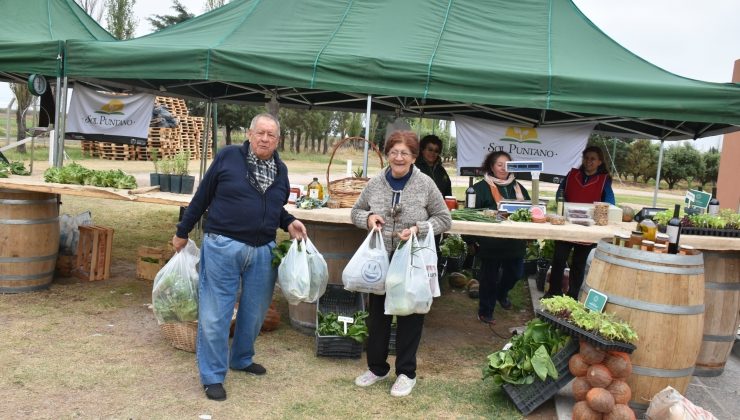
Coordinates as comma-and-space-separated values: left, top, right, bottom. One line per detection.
587, 134, 631, 178
147, 0, 194, 31
105, 0, 136, 40
698, 148, 720, 188
219, 104, 262, 146
661, 143, 704, 190
204, 0, 226, 11
9, 83, 32, 153
624, 139, 658, 183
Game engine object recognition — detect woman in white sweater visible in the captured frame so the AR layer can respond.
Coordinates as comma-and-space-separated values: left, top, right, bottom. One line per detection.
351, 130, 451, 397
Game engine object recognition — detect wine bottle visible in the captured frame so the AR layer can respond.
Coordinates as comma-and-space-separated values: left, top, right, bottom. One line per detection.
708, 187, 720, 216
465, 177, 476, 208
667, 204, 681, 254
556, 189, 564, 216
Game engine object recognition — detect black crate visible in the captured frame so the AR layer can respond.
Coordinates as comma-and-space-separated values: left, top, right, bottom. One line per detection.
502, 338, 579, 416
315, 284, 365, 359
536, 309, 636, 353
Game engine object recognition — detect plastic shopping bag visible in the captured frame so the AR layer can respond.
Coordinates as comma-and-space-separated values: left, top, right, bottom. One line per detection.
419, 221, 440, 297
278, 239, 311, 305
342, 227, 389, 294
305, 237, 329, 303
384, 233, 433, 316
152, 239, 200, 324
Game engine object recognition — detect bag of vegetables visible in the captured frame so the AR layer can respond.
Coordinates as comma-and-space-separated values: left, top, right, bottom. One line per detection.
278, 239, 311, 305
152, 239, 200, 324
305, 237, 329, 303
384, 233, 433, 316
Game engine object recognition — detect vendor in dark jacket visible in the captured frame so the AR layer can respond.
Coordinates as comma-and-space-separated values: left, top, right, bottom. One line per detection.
470, 151, 530, 324
172, 113, 307, 402
414, 134, 451, 198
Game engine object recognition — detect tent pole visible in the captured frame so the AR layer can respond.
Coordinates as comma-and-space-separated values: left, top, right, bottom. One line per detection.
50, 77, 62, 166
362, 95, 372, 176
653, 140, 665, 207
211, 101, 218, 157
199, 102, 212, 182
55, 76, 69, 168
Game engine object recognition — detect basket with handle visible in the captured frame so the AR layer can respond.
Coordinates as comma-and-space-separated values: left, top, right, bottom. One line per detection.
326, 136, 385, 208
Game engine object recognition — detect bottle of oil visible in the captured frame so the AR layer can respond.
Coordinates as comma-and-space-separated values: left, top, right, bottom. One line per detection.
307, 177, 324, 200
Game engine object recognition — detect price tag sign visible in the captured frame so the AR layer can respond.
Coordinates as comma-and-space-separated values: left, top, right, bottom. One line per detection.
584, 289, 608, 313
684, 189, 711, 212
337, 315, 354, 335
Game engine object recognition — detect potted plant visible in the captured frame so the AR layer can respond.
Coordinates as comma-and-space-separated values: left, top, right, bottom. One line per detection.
158, 156, 172, 192
149, 148, 160, 187
169, 153, 183, 194
175, 150, 195, 194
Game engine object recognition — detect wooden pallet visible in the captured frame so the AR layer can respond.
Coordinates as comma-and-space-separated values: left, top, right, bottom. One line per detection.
73, 225, 114, 282
81, 140, 99, 157
98, 142, 136, 160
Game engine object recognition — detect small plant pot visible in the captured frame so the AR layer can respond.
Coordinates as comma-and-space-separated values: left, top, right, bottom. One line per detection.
523, 260, 538, 276
159, 174, 171, 192
180, 175, 195, 194
170, 175, 183, 194
149, 173, 160, 186
535, 259, 550, 292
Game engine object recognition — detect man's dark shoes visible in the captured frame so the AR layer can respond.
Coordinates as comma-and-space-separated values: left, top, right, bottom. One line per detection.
498, 298, 513, 310
204, 383, 226, 401
477, 314, 495, 325
235, 363, 266, 376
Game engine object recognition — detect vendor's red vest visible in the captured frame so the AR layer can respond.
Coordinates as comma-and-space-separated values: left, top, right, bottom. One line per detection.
564, 168, 608, 203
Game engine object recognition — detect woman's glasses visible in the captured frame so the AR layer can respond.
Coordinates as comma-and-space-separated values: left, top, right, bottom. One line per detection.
388, 150, 413, 158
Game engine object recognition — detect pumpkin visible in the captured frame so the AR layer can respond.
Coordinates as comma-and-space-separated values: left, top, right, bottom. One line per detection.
586, 364, 613, 388
586, 387, 616, 414
606, 380, 632, 405
573, 401, 603, 420
605, 352, 632, 379
579, 340, 607, 364
604, 404, 636, 420
620, 206, 635, 222
569, 353, 590, 377
572, 376, 592, 401
448, 272, 468, 288
261, 303, 281, 332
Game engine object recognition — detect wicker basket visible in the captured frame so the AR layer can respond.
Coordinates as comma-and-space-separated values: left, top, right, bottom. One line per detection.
326, 136, 384, 208
160, 321, 198, 353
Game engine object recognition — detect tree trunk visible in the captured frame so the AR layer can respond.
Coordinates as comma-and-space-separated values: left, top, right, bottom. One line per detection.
15, 111, 27, 154
224, 126, 233, 146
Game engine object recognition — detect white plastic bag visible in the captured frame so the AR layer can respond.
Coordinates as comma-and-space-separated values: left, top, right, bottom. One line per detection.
278, 239, 311, 305
646, 386, 718, 420
384, 233, 433, 316
305, 237, 328, 303
342, 228, 389, 294
419, 222, 440, 297
151, 239, 200, 324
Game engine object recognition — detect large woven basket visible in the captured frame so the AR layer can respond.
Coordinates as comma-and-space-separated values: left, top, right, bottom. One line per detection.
160, 321, 198, 352
326, 136, 384, 208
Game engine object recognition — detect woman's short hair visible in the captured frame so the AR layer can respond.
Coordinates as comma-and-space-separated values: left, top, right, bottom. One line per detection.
384, 131, 419, 157
480, 151, 512, 176
419, 135, 443, 153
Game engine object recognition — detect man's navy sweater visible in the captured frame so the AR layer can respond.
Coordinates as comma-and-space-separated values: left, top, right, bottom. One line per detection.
176, 141, 295, 246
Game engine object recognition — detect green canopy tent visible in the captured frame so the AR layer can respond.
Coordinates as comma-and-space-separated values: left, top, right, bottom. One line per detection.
63, 0, 740, 142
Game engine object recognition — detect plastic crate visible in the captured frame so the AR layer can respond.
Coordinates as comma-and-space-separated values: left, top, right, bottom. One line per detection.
536, 309, 636, 353
315, 284, 365, 358
502, 338, 579, 416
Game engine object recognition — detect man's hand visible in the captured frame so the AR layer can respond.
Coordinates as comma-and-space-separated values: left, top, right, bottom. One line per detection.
172, 235, 187, 252
288, 220, 307, 240
367, 214, 385, 230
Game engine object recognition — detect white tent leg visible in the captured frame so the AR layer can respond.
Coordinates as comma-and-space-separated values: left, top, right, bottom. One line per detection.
54, 77, 69, 168
653, 140, 665, 207
50, 76, 62, 166
362, 95, 372, 176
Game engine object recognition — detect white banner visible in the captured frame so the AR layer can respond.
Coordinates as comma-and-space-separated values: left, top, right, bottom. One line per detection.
455, 115, 594, 177
66, 85, 154, 146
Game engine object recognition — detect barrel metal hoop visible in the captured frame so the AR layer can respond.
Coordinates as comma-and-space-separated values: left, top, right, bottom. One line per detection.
582, 284, 705, 315
0, 269, 55, 281
702, 334, 736, 342
0, 198, 58, 205
0, 254, 57, 263
596, 251, 704, 275
0, 216, 60, 225
631, 364, 695, 378
704, 281, 740, 291
598, 240, 704, 265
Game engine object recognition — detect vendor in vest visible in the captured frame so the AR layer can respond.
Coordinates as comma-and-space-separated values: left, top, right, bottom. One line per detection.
544, 145, 615, 300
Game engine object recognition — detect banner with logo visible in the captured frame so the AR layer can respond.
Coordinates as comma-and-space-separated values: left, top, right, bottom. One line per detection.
66, 85, 154, 146
455, 115, 594, 178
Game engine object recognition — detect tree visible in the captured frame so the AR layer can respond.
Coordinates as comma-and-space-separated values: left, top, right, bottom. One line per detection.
219, 104, 261, 146
588, 134, 631, 179
105, 0, 137, 40
9, 83, 33, 154
661, 144, 704, 190
624, 139, 657, 183
698, 149, 720, 188
147, 1, 194, 31
205, 0, 226, 11
77, 0, 104, 22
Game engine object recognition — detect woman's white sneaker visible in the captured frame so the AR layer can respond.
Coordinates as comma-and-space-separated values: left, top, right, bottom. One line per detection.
355, 370, 389, 387
390, 374, 416, 397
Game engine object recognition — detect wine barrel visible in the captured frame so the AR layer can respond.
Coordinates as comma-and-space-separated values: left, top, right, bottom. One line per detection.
287, 222, 365, 334
0, 190, 60, 293
581, 240, 704, 410
694, 250, 740, 377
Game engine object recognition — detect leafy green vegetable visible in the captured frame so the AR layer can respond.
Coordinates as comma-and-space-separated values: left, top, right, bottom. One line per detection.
509, 208, 532, 222
539, 295, 639, 343
271, 239, 293, 267
152, 271, 198, 323
439, 234, 466, 258
43, 162, 137, 189
450, 208, 499, 223
317, 310, 369, 343
0, 161, 30, 177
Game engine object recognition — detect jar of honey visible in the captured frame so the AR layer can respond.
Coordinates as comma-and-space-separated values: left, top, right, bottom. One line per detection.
641, 240, 655, 252
628, 230, 643, 249
639, 219, 657, 241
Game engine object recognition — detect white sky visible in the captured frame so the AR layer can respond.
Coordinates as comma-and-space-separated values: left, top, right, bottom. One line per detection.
2, 0, 739, 149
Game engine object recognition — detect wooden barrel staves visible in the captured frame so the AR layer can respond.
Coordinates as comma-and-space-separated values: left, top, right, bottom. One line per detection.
694, 250, 740, 376
0, 190, 60, 293
287, 222, 366, 335
580, 240, 704, 410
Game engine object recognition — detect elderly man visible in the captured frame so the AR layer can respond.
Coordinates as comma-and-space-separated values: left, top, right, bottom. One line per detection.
173, 113, 306, 401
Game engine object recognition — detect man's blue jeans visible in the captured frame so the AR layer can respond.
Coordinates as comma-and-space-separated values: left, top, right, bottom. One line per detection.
196, 233, 276, 386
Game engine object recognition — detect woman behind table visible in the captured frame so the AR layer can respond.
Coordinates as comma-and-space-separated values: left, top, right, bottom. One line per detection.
544, 145, 615, 300
350, 130, 451, 398
470, 151, 530, 324
414, 134, 452, 197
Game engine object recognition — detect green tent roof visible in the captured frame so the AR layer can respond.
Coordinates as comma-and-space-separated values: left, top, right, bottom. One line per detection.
0, 0, 114, 77
64, 0, 740, 139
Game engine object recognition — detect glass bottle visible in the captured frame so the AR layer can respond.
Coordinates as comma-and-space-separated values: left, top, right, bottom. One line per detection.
639, 219, 657, 241
708, 187, 720, 216
667, 204, 682, 254
556, 189, 564, 216
465, 177, 476, 209
628, 230, 643, 249
307, 177, 324, 200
